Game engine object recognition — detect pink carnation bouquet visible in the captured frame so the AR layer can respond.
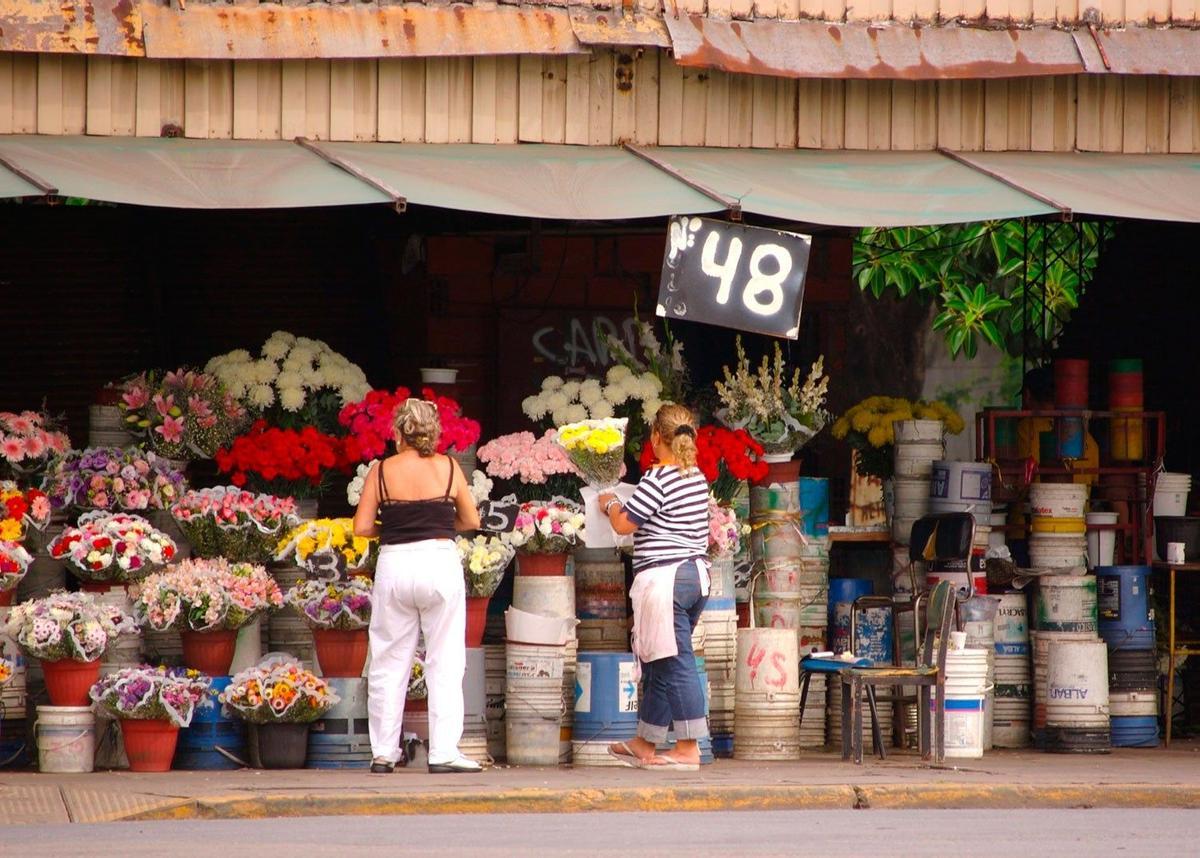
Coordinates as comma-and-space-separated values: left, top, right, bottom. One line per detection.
707, 497, 743, 559
477, 430, 582, 502
170, 485, 300, 562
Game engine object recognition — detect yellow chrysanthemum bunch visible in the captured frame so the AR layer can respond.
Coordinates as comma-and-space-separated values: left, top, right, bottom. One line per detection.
275, 517, 376, 577
558, 423, 624, 455
832, 396, 964, 449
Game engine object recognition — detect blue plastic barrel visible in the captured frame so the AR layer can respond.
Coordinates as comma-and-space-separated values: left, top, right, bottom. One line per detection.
1056, 416, 1085, 459
175, 676, 247, 770
799, 478, 830, 538
854, 606, 895, 665
307, 677, 371, 770
1110, 715, 1159, 748
1096, 566, 1155, 651
574, 652, 638, 743
829, 579, 874, 655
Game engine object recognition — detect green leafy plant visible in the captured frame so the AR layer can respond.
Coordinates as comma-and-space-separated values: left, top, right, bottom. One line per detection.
853, 220, 1112, 359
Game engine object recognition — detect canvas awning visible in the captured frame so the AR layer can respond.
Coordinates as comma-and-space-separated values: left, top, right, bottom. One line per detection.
947, 152, 1200, 223
0, 136, 392, 209
2, 135, 1200, 225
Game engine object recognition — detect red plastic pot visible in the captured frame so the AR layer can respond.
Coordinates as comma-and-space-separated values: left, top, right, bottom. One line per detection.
517, 553, 568, 576
42, 658, 101, 707
465, 595, 490, 647
753, 458, 802, 486
180, 629, 239, 676
312, 628, 369, 678
120, 718, 180, 772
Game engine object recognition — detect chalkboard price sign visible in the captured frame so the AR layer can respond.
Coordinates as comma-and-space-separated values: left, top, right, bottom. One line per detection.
656, 216, 812, 339
478, 500, 519, 534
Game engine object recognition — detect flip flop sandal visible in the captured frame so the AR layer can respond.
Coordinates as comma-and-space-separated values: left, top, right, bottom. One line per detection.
606, 741, 643, 768
644, 755, 700, 772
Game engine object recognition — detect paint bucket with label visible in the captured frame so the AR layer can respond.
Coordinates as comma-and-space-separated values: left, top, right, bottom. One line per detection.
938, 648, 990, 759
1036, 574, 1099, 633
572, 651, 638, 767
1096, 565, 1154, 651
734, 628, 801, 761
929, 461, 992, 514
1045, 639, 1109, 731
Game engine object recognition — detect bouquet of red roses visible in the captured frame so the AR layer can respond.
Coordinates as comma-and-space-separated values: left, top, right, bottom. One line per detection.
338, 387, 481, 461
640, 425, 766, 505
215, 420, 360, 499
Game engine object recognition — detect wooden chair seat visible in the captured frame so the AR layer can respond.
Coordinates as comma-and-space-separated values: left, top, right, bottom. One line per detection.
846, 665, 939, 680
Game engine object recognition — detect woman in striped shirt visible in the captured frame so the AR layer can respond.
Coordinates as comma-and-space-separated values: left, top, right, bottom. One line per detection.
598, 403, 710, 771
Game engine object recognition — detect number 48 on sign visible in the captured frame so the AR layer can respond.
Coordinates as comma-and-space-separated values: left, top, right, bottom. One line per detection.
657, 216, 812, 340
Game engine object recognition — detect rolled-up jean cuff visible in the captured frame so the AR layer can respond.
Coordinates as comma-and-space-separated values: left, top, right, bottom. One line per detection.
672, 717, 709, 740
637, 720, 670, 744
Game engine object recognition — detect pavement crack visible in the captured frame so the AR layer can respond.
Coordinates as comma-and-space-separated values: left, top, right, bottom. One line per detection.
852, 786, 871, 810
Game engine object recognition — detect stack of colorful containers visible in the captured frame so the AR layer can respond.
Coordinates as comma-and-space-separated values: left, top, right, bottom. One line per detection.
890, 420, 945, 545
1108, 359, 1144, 462
697, 555, 737, 756
1097, 565, 1159, 747
1053, 359, 1089, 460
512, 576, 577, 763
992, 592, 1032, 747
574, 548, 628, 653
0, 606, 29, 768
1028, 483, 1090, 575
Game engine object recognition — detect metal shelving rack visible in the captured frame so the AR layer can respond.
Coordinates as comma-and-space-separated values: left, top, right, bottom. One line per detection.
975, 408, 1167, 565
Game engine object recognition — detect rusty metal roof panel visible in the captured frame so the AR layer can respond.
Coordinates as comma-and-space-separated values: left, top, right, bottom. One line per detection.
0, 0, 144, 56
569, 8, 671, 48
664, 15, 1086, 80
1073, 27, 1200, 76
139, 3, 586, 60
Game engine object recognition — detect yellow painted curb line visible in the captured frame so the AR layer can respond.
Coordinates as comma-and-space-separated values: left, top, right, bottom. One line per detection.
121, 782, 1200, 821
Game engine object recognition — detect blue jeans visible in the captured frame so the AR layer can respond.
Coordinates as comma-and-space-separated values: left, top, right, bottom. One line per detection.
637, 559, 709, 744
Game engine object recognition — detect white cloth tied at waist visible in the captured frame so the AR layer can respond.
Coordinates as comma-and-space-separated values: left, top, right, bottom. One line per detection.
629, 557, 711, 672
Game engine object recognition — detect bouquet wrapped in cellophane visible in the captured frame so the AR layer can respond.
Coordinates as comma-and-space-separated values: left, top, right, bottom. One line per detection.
555, 418, 627, 490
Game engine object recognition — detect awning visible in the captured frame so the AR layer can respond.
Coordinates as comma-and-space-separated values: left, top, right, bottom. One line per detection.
316, 142, 725, 221
951, 152, 1200, 222
627, 148, 1058, 226
0, 136, 391, 209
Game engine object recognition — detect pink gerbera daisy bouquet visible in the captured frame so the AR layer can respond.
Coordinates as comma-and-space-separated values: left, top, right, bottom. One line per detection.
118, 367, 250, 460
0, 410, 71, 482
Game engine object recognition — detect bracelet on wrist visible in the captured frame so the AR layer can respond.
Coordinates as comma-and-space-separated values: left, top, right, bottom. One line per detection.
604, 499, 621, 515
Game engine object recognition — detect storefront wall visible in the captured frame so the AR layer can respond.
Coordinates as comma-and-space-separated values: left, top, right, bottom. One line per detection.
2, 49, 1199, 153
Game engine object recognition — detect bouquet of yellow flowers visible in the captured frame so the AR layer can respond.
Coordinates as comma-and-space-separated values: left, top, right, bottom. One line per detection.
832, 396, 965, 479
275, 517, 376, 580
555, 418, 627, 489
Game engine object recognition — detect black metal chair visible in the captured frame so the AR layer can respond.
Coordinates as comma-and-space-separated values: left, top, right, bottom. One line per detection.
840, 579, 955, 765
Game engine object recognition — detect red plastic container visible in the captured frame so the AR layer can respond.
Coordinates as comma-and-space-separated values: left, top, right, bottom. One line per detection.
516, 552, 569, 576
465, 596, 490, 647
753, 459, 802, 486
120, 719, 180, 772
180, 629, 238, 676
312, 628, 369, 678
1054, 359, 1090, 409
1109, 358, 1144, 408
41, 658, 101, 707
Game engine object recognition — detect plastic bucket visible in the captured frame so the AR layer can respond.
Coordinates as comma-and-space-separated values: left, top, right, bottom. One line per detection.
894, 442, 945, 478
574, 551, 626, 620
827, 579, 873, 621
939, 649, 990, 759
1086, 512, 1120, 567
1111, 408, 1144, 462
1029, 533, 1089, 573
505, 607, 576, 646
36, 706, 95, 773
893, 477, 932, 515
926, 562, 988, 598
1054, 359, 1089, 409
306, 677, 370, 769
1096, 566, 1154, 650
1036, 575, 1098, 632
506, 715, 561, 766
1030, 483, 1089, 519
930, 461, 993, 504
1056, 417, 1085, 459
894, 420, 945, 444
1045, 640, 1109, 727
707, 557, 737, 610
573, 652, 638, 744
994, 593, 1030, 657
1108, 359, 1144, 407
513, 576, 576, 621
798, 477, 830, 537
1110, 715, 1158, 748
1032, 517, 1086, 535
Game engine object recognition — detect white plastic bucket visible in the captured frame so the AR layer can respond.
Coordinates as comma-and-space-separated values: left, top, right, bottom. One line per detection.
894, 420, 945, 444
513, 576, 576, 620
1109, 690, 1157, 717
36, 706, 95, 773
1029, 533, 1089, 573
505, 607, 576, 646
930, 461, 993, 504
893, 477, 932, 514
505, 715, 560, 766
1029, 483, 1089, 519
939, 649, 990, 759
994, 593, 1030, 657
420, 367, 458, 384
987, 512, 1008, 550
1085, 512, 1120, 568
1153, 489, 1190, 517
1045, 639, 1109, 727
1036, 575, 1099, 632
894, 443, 945, 478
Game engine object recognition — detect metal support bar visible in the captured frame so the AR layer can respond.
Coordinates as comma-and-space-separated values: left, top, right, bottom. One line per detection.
936, 148, 1072, 222
622, 143, 743, 220
0, 154, 57, 196
293, 137, 407, 213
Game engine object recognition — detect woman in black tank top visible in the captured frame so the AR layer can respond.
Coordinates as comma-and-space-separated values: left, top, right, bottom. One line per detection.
352, 398, 481, 775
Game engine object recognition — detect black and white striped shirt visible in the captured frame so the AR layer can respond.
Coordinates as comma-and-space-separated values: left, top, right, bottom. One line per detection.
623, 465, 710, 574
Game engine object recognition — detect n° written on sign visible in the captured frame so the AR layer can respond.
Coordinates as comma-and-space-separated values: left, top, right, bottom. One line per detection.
656, 216, 812, 340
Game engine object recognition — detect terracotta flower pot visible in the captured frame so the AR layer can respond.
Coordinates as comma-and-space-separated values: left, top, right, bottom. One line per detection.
0, 588, 14, 606
41, 658, 101, 707
405, 697, 428, 713
312, 628, 369, 678
465, 595, 490, 647
120, 718, 180, 772
517, 552, 568, 576
180, 629, 239, 675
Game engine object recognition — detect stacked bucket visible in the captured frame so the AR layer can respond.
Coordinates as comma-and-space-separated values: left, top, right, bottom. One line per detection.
574, 548, 629, 653
305, 676, 371, 769
826, 579, 894, 751
992, 592, 1033, 747
512, 576, 577, 763
267, 564, 316, 671
571, 651, 638, 766
503, 606, 574, 766
958, 596, 999, 750
483, 644, 506, 760
698, 555, 738, 755
1053, 359, 1089, 461
459, 648, 491, 766
1109, 359, 1144, 462
891, 420, 945, 545
1032, 573, 1110, 751
1028, 483, 1090, 576
1097, 565, 1159, 747
734, 627, 801, 760
926, 460, 993, 596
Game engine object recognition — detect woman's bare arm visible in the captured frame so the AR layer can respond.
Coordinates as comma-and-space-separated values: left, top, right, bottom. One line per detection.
353, 461, 382, 538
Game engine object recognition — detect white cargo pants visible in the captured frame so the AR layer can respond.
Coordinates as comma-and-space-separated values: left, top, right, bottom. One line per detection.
367, 540, 466, 765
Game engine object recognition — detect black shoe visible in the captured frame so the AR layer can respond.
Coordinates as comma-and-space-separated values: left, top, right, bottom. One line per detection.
370, 757, 396, 774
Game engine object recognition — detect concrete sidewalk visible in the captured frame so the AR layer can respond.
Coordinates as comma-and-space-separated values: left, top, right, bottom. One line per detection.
3, 741, 1200, 825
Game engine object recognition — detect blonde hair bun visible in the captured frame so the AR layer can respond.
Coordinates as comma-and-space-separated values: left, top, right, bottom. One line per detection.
393, 398, 441, 457
654, 403, 699, 474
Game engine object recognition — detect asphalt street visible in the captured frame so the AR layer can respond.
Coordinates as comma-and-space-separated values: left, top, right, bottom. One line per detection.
5, 809, 1199, 857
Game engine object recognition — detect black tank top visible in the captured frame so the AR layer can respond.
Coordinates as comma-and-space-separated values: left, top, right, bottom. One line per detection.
377, 454, 457, 545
